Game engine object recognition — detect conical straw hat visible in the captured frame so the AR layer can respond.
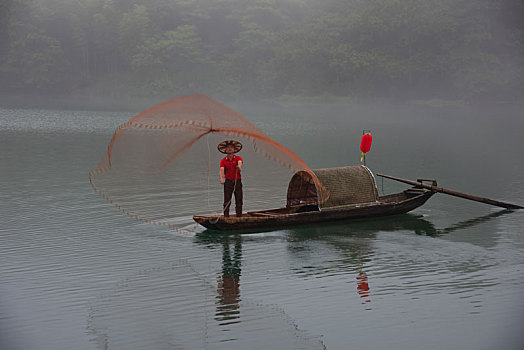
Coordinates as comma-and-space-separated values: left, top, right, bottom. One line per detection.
217, 140, 243, 154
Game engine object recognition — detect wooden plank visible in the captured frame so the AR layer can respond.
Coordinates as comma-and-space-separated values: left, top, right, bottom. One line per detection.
249, 212, 281, 217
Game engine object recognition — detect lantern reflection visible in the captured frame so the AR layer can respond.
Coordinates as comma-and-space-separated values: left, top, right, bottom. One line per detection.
356, 268, 372, 310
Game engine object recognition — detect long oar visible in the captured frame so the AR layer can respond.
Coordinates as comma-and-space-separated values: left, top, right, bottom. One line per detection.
376, 173, 524, 210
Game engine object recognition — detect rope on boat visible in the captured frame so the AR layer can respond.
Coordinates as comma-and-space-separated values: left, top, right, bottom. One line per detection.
207, 135, 221, 224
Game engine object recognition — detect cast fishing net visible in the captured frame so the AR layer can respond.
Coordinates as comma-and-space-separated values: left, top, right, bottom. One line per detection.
88, 261, 326, 349
89, 94, 326, 230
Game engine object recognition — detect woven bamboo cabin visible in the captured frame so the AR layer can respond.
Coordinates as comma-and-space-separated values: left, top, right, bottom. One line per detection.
287, 165, 379, 209
193, 165, 435, 231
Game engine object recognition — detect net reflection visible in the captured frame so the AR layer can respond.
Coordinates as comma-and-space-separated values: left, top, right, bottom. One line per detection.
215, 235, 242, 325
192, 233, 327, 349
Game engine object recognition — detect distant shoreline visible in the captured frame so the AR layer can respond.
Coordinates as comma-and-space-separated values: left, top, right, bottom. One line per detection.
1, 93, 522, 113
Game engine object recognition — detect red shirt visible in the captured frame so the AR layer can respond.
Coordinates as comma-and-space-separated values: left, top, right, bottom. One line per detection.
220, 155, 242, 180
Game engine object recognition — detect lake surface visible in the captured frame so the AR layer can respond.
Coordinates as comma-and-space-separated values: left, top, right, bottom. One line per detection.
1, 103, 523, 350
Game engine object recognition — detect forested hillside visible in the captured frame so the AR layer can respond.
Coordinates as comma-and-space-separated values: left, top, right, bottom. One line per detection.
1, 0, 523, 102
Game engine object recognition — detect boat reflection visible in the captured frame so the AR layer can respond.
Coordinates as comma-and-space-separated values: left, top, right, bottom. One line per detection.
283, 210, 511, 309
194, 209, 511, 315
285, 219, 384, 310
285, 213, 438, 237
430, 209, 512, 237
285, 209, 512, 238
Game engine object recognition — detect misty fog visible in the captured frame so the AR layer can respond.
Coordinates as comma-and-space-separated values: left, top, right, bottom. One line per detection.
2, 2, 524, 350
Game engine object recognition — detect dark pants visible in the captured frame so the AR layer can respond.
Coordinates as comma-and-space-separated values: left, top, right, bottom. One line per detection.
224, 179, 243, 217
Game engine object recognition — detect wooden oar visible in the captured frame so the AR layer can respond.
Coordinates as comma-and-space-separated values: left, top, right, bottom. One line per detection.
376, 173, 524, 210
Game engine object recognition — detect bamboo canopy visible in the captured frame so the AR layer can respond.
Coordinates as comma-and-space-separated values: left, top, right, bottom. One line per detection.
287, 165, 379, 209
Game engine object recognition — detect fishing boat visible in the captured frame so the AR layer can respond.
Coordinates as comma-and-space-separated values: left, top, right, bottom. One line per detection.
194, 164, 524, 231
89, 94, 522, 231
193, 165, 436, 231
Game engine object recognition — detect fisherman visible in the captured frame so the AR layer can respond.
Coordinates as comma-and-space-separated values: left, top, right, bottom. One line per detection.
218, 140, 243, 217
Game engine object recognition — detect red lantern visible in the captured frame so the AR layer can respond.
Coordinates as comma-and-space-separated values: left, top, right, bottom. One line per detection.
360, 132, 372, 164
360, 133, 372, 153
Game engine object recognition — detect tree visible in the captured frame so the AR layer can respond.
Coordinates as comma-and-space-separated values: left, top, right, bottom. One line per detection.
130, 25, 211, 95
118, 5, 152, 62
4, 32, 68, 90
0, 0, 69, 91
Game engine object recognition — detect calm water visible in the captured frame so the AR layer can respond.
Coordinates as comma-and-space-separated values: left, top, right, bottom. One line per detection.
1, 104, 523, 350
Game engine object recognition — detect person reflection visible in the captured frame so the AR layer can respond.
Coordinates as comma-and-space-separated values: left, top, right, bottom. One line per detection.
215, 235, 242, 324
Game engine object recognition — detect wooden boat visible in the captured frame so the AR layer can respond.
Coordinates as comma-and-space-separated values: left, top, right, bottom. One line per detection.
194, 188, 435, 231
193, 165, 435, 231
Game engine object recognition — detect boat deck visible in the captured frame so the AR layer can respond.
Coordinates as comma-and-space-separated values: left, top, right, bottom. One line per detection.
245, 188, 427, 217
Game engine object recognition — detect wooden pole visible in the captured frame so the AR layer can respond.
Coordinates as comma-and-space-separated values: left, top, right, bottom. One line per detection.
376, 173, 524, 210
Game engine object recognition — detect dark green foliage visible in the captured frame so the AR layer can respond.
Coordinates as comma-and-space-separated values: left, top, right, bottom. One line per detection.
1, 0, 522, 101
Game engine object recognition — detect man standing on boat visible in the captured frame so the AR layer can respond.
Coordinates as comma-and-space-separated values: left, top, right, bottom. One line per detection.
218, 140, 243, 217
